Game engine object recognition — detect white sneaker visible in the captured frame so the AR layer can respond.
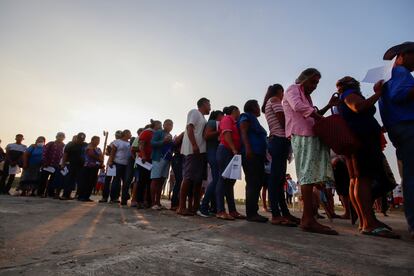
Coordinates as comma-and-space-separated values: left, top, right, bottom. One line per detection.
151, 205, 161, 210
196, 210, 210, 218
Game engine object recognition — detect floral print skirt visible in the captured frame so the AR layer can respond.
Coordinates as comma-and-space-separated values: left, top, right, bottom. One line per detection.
291, 135, 333, 185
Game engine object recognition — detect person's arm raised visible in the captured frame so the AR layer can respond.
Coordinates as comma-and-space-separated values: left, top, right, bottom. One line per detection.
344, 81, 383, 113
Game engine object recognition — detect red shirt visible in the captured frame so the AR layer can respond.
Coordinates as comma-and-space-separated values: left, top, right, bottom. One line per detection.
219, 115, 241, 151
138, 129, 154, 161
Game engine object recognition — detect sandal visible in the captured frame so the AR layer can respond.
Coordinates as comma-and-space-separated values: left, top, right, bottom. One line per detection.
300, 225, 339, 235
176, 208, 194, 216
271, 217, 297, 227
229, 211, 246, 220
216, 212, 235, 221
284, 214, 300, 224
362, 227, 400, 239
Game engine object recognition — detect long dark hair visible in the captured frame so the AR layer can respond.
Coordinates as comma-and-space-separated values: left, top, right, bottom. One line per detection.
261, 84, 284, 113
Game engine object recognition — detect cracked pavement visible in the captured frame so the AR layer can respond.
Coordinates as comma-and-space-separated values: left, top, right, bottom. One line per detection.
1, 195, 413, 275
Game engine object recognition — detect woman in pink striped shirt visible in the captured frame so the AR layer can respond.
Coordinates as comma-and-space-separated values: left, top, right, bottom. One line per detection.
262, 84, 300, 227
283, 68, 338, 235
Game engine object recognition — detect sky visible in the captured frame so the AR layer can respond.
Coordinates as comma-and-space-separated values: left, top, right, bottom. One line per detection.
0, 0, 412, 195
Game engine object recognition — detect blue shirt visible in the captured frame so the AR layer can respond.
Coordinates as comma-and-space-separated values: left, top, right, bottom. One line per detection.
238, 112, 267, 156
27, 145, 43, 166
379, 66, 414, 128
151, 130, 173, 162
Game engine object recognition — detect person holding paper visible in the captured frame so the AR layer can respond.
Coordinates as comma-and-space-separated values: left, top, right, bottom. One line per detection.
0, 134, 27, 194
262, 84, 300, 226
61, 132, 88, 200
99, 130, 122, 203
121, 128, 143, 206
38, 132, 65, 197
150, 119, 174, 210
198, 110, 224, 217
380, 42, 414, 239
134, 120, 161, 209
214, 106, 245, 220
239, 100, 268, 223
18, 136, 45, 196
107, 129, 132, 204
336, 76, 399, 238
77, 136, 103, 202
283, 68, 337, 235
177, 98, 210, 216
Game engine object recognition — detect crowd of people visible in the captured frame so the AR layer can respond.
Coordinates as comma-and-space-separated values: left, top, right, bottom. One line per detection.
0, 42, 413, 240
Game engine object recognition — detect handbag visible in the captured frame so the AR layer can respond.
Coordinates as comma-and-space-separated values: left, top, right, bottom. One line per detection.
313, 95, 360, 155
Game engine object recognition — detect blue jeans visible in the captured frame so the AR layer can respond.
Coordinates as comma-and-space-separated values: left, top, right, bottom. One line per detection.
216, 145, 237, 213
267, 136, 291, 217
110, 163, 127, 201
388, 121, 414, 232
200, 147, 219, 212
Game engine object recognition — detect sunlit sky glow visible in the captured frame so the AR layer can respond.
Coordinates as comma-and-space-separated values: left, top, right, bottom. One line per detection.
0, 0, 412, 190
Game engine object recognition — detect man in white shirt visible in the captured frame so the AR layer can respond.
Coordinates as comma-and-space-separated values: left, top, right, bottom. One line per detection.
177, 98, 211, 216
0, 134, 27, 194
107, 130, 132, 203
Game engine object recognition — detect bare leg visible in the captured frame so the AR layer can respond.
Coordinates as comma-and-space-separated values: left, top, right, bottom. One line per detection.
349, 178, 364, 229
339, 195, 351, 219
354, 177, 381, 231
262, 187, 268, 211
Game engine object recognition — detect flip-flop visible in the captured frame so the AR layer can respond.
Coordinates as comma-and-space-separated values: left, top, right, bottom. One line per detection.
272, 220, 297, 227
301, 226, 339, 235
362, 227, 400, 239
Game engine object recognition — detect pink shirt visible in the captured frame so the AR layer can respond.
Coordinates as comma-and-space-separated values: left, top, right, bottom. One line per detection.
283, 84, 316, 137
265, 99, 285, 137
219, 115, 241, 151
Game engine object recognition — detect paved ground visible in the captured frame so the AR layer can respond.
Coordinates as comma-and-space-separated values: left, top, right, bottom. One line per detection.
0, 194, 413, 276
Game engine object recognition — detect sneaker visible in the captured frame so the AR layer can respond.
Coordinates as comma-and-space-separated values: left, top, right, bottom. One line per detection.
246, 214, 269, 223
197, 209, 211, 218
110, 200, 120, 204
99, 198, 108, 203
151, 205, 162, 210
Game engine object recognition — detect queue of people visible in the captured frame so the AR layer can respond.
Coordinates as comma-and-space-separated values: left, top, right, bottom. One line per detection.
0, 42, 413, 240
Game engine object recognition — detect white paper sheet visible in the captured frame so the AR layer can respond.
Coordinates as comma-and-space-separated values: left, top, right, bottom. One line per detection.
43, 166, 55, 173
135, 157, 152, 171
362, 58, 395, 83
106, 165, 117, 176
9, 165, 20, 175
60, 167, 69, 176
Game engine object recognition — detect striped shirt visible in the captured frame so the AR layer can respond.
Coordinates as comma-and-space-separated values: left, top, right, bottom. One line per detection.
265, 99, 285, 137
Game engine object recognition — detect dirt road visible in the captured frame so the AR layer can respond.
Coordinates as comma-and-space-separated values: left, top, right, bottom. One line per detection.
1, 195, 413, 275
